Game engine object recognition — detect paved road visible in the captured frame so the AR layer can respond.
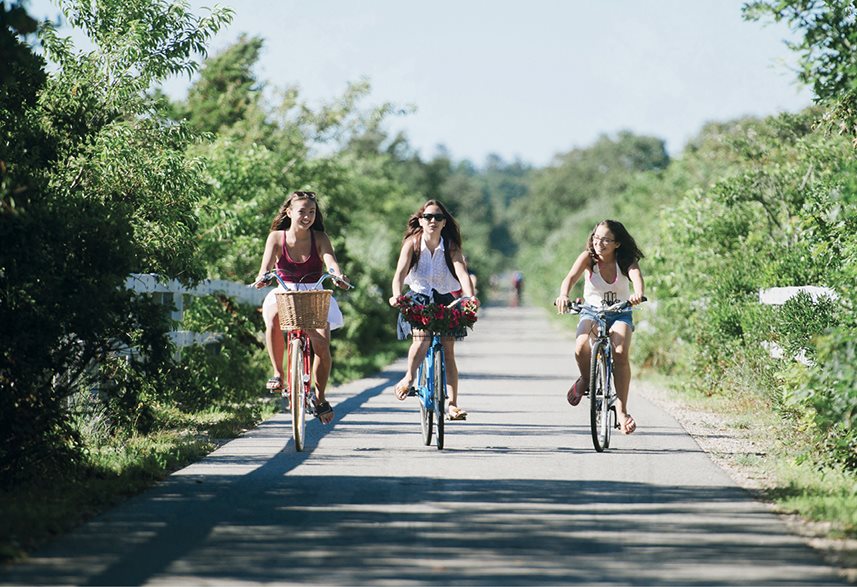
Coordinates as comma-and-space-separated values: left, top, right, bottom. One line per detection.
1, 306, 846, 585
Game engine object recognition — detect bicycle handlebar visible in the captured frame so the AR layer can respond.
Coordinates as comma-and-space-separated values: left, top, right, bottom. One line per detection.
393, 295, 479, 310
557, 297, 647, 315
249, 269, 353, 290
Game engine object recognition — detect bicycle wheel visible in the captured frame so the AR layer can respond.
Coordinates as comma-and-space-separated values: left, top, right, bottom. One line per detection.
289, 338, 307, 451
433, 347, 445, 450
418, 359, 432, 446
589, 340, 610, 452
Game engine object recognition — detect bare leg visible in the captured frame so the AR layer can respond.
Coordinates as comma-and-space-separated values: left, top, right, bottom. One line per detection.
307, 327, 332, 400
609, 322, 635, 432
441, 338, 459, 407
574, 319, 596, 385
400, 334, 431, 387
262, 304, 284, 383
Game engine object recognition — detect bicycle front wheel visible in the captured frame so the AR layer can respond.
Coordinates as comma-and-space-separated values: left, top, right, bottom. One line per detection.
433, 348, 445, 450
589, 340, 610, 452
418, 361, 432, 446
289, 338, 307, 451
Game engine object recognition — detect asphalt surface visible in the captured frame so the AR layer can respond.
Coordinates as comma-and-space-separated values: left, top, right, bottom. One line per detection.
0, 306, 847, 585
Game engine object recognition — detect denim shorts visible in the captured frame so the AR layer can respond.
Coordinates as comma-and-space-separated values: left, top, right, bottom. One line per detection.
579, 308, 634, 332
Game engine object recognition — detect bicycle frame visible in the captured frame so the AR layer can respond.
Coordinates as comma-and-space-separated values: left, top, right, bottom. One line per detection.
563, 298, 644, 452
588, 309, 618, 452
250, 269, 352, 451
415, 332, 446, 450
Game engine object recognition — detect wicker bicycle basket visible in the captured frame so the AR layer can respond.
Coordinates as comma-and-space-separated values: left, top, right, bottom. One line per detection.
276, 290, 332, 330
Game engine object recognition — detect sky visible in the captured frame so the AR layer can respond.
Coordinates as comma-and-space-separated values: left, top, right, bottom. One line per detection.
27, 0, 813, 167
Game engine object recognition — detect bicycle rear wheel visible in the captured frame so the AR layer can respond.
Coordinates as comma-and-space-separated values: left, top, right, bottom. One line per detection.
289, 338, 307, 451
418, 360, 432, 445
434, 348, 445, 450
589, 340, 610, 452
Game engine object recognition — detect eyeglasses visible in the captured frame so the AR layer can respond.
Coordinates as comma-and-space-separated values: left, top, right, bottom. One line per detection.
292, 191, 317, 200
592, 236, 616, 245
421, 213, 446, 222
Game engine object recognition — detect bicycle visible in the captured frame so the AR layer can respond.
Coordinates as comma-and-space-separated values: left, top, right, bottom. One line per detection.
397, 296, 476, 450
251, 269, 352, 451
562, 297, 646, 452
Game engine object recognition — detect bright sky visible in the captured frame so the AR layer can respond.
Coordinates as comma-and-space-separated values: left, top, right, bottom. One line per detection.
29, 0, 813, 166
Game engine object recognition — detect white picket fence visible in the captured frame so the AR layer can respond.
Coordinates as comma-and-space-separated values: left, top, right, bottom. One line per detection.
125, 273, 270, 348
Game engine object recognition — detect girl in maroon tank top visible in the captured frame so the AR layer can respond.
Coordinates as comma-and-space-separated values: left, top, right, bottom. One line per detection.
276, 230, 324, 284
254, 191, 349, 425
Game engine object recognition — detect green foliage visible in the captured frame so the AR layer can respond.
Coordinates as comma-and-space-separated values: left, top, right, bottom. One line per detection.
510, 131, 669, 247
174, 294, 267, 410
1, 0, 232, 485
744, 0, 857, 141
643, 110, 857, 469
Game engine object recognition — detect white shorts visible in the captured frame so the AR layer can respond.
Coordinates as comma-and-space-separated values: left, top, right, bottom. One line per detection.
262, 282, 344, 331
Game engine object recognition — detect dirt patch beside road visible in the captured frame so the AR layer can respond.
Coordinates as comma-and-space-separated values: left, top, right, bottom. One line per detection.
637, 378, 857, 585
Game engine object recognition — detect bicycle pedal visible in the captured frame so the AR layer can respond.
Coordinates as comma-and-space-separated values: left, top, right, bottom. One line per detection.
407, 387, 417, 397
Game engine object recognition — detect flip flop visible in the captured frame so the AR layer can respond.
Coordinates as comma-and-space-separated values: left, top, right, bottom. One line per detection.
621, 413, 637, 435
567, 377, 586, 406
447, 405, 467, 420
393, 381, 411, 401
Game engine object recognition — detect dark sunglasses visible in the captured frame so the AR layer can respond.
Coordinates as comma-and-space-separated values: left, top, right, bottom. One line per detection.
421, 213, 446, 222
292, 191, 317, 199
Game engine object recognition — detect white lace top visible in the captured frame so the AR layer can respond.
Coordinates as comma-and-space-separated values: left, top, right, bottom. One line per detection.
584, 261, 631, 306
404, 236, 461, 295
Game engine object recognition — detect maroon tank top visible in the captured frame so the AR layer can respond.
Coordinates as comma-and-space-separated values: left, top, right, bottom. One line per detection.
275, 231, 324, 283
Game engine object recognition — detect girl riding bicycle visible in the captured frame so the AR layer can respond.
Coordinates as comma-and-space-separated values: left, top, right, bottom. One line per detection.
389, 200, 477, 420
254, 191, 349, 425
555, 220, 645, 434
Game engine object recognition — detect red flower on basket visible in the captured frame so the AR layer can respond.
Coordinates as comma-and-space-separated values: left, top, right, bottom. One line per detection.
396, 295, 479, 335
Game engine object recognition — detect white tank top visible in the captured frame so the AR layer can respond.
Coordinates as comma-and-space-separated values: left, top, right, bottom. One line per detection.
583, 261, 630, 306
404, 236, 461, 295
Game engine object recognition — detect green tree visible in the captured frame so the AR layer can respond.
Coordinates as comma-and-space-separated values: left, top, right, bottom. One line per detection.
1, 0, 232, 483
744, 1, 857, 142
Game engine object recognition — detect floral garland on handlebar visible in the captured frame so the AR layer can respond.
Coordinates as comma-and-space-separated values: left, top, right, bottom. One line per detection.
395, 295, 479, 336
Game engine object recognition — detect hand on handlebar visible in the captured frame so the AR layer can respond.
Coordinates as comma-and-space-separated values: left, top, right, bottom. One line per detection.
448, 296, 479, 309
249, 271, 276, 289
329, 272, 352, 290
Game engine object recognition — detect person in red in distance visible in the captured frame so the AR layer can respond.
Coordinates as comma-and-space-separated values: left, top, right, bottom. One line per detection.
388, 200, 477, 421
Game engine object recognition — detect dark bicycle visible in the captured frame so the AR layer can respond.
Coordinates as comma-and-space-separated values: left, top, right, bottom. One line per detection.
563, 297, 646, 452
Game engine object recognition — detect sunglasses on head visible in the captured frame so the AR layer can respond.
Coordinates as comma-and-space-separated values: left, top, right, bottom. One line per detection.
292, 191, 317, 200
421, 213, 446, 222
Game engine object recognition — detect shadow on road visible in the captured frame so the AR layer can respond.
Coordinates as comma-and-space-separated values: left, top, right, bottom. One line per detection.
4, 472, 839, 585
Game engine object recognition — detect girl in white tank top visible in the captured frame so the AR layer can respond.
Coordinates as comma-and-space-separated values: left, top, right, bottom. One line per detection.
554, 220, 646, 436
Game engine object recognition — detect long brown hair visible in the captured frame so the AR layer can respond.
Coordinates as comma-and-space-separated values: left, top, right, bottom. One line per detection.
269, 191, 326, 232
402, 200, 462, 275
586, 219, 644, 277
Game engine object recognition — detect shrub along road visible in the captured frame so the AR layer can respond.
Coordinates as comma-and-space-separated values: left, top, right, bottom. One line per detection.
0, 306, 846, 585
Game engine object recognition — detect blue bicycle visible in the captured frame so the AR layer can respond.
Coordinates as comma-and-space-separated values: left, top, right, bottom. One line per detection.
400, 297, 473, 450
415, 328, 447, 449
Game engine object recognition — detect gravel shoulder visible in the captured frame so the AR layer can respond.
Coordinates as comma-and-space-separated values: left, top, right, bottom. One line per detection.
638, 378, 857, 584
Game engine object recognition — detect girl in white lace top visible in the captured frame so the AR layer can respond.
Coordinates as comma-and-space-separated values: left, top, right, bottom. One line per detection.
389, 200, 477, 420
